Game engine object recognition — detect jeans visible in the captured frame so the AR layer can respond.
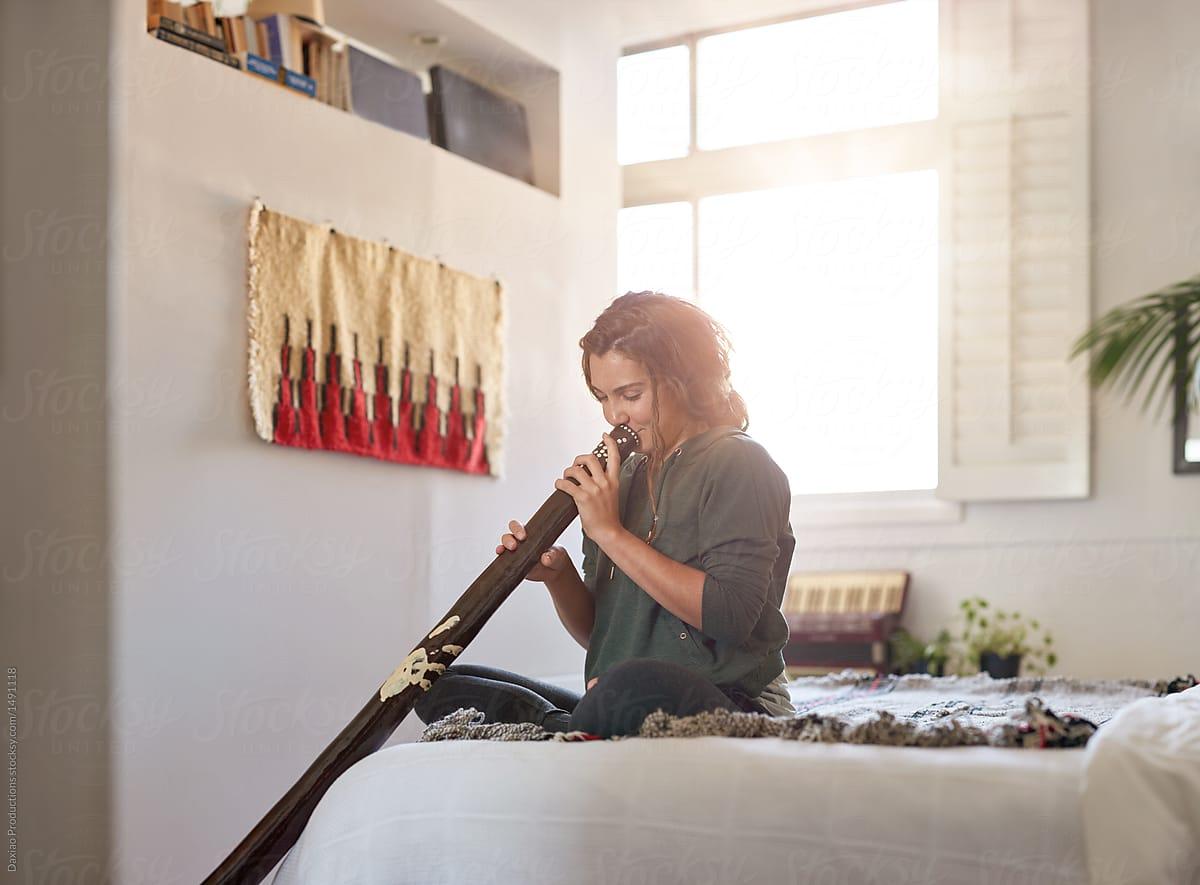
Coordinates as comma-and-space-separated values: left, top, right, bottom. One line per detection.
413, 658, 766, 739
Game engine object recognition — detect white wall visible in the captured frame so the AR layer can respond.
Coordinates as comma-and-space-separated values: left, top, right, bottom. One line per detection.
107, 0, 618, 880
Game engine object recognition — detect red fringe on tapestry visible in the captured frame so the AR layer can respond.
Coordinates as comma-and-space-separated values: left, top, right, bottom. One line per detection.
270, 317, 490, 475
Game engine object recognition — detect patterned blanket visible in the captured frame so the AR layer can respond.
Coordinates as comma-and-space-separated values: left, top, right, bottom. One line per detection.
417, 671, 1197, 748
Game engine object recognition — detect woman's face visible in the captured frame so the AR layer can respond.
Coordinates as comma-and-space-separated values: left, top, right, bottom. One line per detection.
588, 351, 684, 454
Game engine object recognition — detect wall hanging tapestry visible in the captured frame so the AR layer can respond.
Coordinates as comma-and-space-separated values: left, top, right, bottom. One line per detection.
247, 200, 505, 476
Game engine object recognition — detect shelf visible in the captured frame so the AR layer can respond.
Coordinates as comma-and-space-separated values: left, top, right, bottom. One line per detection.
145, 0, 560, 196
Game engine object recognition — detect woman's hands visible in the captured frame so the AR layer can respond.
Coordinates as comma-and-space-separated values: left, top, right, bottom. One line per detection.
552, 432, 624, 546
496, 520, 571, 583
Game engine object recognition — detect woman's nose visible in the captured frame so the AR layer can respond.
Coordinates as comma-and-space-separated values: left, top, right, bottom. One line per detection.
606, 406, 629, 427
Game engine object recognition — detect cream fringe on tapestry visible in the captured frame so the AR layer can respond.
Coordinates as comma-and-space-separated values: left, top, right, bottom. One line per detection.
247, 200, 506, 476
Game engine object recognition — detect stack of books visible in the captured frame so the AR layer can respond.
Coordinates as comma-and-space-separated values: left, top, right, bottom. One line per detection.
144, 3, 543, 190
145, 0, 318, 98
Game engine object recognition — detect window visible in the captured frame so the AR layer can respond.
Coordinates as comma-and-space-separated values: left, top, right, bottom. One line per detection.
617, 45, 691, 166
696, 2, 938, 150
700, 171, 938, 495
616, 201, 693, 300
618, 1, 940, 498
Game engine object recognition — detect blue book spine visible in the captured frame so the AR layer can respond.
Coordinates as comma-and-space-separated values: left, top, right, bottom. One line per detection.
282, 68, 316, 98
244, 53, 280, 81
259, 16, 284, 66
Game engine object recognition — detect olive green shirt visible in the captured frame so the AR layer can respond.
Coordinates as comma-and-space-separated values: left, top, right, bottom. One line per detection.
581, 426, 796, 714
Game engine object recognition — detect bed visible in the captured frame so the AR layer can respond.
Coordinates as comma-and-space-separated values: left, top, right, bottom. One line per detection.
270, 679, 1200, 885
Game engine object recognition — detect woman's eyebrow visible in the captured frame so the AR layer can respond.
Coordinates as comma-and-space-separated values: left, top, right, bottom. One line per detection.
592, 381, 645, 396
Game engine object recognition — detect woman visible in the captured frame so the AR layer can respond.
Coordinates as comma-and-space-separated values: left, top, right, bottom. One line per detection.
414, 291, 796, 737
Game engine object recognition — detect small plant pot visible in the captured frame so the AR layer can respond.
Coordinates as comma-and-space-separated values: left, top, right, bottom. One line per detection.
980, 652, 1021, 679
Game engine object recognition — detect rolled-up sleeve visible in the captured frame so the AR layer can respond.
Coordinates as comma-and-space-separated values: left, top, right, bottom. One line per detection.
698, 441, 789, 645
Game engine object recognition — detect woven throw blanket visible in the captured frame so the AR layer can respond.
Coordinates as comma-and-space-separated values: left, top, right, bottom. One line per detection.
247, 201, 506, 476
417, 671, 1197, 748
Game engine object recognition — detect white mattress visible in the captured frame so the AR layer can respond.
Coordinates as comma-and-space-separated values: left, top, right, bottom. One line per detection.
272, 737, 1091, 884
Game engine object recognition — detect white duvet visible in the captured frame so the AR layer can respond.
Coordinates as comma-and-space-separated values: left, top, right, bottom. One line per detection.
1081, 684, 1200, 885
271, 686, 1200, 885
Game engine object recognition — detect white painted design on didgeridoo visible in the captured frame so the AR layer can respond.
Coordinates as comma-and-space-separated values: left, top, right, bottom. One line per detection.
380, 647, 447, 701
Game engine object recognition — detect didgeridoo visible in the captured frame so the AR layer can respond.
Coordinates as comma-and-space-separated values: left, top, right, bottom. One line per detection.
201, 423, 641, 885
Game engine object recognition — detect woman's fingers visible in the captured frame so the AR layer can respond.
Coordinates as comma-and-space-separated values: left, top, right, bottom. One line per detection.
602, 433, 619, 479
562, 464, 598, 488
570, 453, 607, 480
580, 453, 605, 480
498, 520, 527, 553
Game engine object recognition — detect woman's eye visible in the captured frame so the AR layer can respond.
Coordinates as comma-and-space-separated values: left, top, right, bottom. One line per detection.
624, 395, 641, 402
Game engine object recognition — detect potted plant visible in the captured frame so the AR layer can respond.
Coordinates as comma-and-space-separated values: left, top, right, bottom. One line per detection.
922, 629, 952, 677
957, 597, 1057, 678
888, 628, 927, 675
888, 628, 952, 676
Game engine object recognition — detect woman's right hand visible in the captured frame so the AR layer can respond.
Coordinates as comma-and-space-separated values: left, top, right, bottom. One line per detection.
496, 520, 570, 583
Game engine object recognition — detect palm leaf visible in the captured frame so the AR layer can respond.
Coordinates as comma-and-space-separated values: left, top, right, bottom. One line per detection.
1070, 277, 1200, 419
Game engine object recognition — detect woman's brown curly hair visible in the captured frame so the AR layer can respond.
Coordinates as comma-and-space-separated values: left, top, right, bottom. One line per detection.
579, 291, 749, 472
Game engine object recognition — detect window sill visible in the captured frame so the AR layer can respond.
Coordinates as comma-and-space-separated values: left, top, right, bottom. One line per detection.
789, 489, 962, 529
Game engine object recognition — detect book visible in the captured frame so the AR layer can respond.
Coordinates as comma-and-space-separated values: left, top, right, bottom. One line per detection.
181, 2, 218, 39
154, 26, 240, 69
329, 43, 343, 109
345, 46, 428, 139
334, 45, 351, 111
428, 65, 533, 184
255, 19, 270, 62
196, 2, 218, 38
282, 68, 316, 98
146, 0, 184, 27
219, 15, 246, 55
148, 14, 226, 51
236, 51, 281, 82
255, 13, 304, 71
303, 40, 320, 102
320, 41, 336, 107
242, 16, 261, 55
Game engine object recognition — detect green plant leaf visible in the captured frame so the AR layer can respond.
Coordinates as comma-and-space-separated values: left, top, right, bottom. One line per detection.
1071, 281, 1200, 418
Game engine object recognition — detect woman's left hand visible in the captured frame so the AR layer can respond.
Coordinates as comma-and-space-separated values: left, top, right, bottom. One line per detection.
554, 432, 623, 546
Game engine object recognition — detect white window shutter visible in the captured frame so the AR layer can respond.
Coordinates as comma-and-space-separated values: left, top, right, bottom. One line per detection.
937, 0, 1091, 501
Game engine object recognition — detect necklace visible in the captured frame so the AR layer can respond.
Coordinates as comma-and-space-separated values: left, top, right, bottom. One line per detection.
607, 448, 679, 581
644, 460, 662, 545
